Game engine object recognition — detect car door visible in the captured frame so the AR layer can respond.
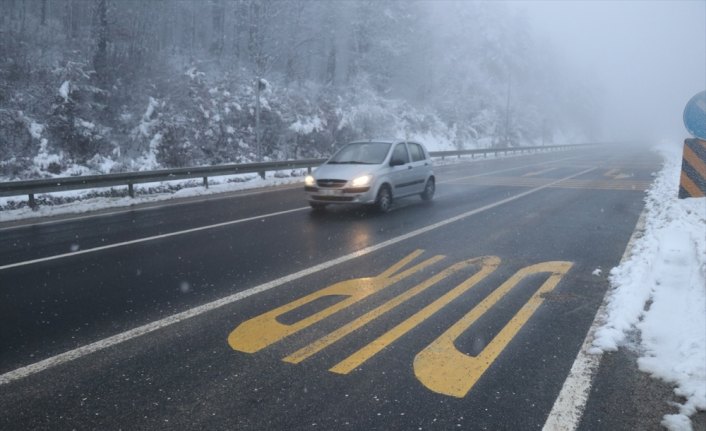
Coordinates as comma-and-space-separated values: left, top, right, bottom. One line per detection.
388, 143, 415, 196
407, 142, 431, 193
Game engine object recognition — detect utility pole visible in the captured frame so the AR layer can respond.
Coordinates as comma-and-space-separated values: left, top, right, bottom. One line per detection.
504, 73, 511, 148
255, 77, 266, 161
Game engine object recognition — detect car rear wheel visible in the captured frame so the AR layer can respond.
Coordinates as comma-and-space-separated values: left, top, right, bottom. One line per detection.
375, 185, 392, 213
420, 177, 435, 201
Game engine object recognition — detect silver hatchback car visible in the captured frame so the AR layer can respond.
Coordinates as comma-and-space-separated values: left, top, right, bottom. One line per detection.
304, 140, 435, 212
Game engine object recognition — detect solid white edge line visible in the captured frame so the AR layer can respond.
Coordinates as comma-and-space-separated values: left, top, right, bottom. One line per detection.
0, 167, 595, 386
0, 207, 309, 271
542, 208, 648, 431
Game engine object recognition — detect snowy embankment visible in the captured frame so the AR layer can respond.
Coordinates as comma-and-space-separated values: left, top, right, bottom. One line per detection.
0, 173, 305, 223
592, 141, 706, 430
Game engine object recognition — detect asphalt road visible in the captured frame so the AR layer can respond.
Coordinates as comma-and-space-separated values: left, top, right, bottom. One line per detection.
0, 145, 663, 430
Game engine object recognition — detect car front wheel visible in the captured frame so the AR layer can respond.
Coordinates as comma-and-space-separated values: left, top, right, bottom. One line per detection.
375, 185, 392, 213
421, 177, 435, 201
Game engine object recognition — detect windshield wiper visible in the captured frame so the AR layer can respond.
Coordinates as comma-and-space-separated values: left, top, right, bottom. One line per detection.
333, 161, 376, 164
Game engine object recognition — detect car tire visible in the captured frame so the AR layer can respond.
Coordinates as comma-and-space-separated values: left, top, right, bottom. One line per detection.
420, 177, 435, 201
375, 185, 392, 213
309, 202, 327, 211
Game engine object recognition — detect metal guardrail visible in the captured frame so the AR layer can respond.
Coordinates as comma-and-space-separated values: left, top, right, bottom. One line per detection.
428, 143, 591, 159
0, 144, 590, 208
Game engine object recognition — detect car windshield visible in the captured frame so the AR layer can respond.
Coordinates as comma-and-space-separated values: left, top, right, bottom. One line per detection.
327, 142, 391, 165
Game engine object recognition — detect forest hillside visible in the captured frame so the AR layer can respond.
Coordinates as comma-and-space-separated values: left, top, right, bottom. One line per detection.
0, 0, 599, 180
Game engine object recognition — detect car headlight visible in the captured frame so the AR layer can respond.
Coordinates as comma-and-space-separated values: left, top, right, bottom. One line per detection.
305, 175, 316, 186
351, 175, 372, 187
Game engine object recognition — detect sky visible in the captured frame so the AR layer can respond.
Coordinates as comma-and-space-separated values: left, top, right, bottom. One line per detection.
511, 0, 706, 143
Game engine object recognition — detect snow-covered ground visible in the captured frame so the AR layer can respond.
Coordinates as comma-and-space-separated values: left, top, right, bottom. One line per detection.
592, 141, 706, 430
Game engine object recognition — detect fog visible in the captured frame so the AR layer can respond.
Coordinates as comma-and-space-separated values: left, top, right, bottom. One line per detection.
516, 0, 706, 143
1, 0, 704, 180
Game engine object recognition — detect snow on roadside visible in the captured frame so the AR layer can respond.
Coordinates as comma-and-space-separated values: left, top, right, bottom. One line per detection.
592, 140, 706, 430
0, 173, 305, 223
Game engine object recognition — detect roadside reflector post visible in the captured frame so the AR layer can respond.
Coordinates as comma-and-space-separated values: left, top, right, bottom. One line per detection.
679, 138, 706, 198
680, 91, 706, 198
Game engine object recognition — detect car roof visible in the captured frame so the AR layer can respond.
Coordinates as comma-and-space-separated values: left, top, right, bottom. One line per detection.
348, 139, 420, 145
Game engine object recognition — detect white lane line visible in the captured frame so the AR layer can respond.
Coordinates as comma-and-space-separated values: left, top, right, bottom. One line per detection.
0, 155, 584, 271
0, 207, 309, 271
438, 155, 582, 184
542, 208, 648, 431
0, 167, 596, 386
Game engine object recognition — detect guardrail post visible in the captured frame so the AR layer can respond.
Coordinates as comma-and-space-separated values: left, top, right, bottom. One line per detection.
258, 171, 265, 180
128, 183, 134, 198
28, 193, 37, 210
203, 177, 209, 189
307, 167, 312, 174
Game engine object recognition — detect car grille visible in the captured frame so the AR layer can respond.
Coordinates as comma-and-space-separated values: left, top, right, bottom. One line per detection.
316, 179, 347, 188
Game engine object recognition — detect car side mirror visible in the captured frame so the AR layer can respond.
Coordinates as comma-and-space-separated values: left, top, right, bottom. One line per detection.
390, 158, 405, 167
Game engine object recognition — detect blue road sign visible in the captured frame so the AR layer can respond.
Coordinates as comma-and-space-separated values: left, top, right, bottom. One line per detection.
683, 91, 706, 140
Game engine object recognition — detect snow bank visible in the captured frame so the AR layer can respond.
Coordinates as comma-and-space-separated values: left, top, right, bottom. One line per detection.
290, 116, 324, 134
592, 140, 706, 430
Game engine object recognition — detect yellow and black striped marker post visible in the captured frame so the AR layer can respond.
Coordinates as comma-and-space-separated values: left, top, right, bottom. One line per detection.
679, 138, 706, 198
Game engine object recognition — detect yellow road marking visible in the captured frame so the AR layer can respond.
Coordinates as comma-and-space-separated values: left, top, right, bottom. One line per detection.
228, 250, 444, 353
604, 168, 633, 180
329, 256, 501, 374
450, 176, 650, 191
284, 256, 499, 364
413, 261, 573, 398
522, 167, 559, 177
603, 168, 620, 178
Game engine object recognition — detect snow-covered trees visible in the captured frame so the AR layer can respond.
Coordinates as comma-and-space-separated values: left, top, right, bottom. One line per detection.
0, 0, 598, 180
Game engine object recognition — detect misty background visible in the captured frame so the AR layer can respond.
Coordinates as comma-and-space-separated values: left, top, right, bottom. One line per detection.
0, 0, 704, 180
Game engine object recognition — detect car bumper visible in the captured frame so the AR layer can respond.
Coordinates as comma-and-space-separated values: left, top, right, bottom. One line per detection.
305, 186, 376, 204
